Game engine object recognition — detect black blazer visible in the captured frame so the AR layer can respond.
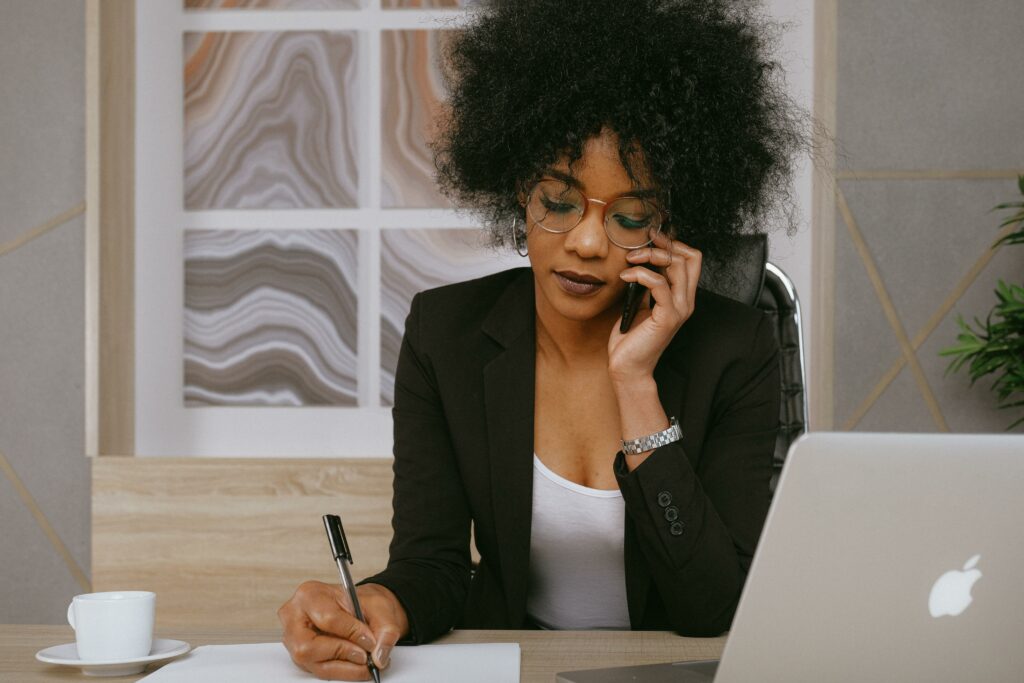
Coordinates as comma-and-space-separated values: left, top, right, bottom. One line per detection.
362, 267, 780, 642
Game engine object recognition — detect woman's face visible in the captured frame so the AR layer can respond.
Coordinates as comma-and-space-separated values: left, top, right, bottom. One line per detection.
524, 129, 659, 325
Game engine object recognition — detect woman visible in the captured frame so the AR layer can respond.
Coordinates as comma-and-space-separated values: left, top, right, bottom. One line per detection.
279, 0, 806, 679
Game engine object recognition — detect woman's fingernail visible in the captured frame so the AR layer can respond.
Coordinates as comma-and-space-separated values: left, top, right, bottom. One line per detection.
348, 649, 367, 665
375, 645, 392, 668
357, 634, 374, 651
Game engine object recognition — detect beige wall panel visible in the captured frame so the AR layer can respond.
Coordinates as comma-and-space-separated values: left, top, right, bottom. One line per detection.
86, 0, 135, 457
92, 458, 396, 630
810, 0, 837, 429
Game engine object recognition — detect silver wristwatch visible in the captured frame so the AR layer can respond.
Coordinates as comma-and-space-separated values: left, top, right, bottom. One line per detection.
621, 417, 683, 456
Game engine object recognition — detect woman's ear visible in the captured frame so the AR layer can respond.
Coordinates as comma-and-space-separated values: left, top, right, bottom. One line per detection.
515, 180, 527, 208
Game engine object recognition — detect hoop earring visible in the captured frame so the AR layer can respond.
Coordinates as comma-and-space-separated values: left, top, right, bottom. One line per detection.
511, 216, 528, 257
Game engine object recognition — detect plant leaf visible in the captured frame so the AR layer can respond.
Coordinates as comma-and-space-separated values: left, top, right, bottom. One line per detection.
943, 176, 1024, 430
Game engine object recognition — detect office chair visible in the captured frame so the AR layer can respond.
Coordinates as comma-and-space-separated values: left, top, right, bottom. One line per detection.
757, 262, 808, 492
698, 234, 808, 494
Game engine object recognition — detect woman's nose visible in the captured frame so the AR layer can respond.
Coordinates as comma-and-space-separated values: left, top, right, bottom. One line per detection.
563, 203, 608, 258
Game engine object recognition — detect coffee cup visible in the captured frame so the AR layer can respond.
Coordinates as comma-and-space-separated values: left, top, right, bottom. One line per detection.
66, 591, 155, 661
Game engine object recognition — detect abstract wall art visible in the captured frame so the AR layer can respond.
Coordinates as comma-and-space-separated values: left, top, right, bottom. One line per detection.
186, 1, 362, 11
184, 229, 359, 407
184, 31, 361, 209
381, 30, 454, 208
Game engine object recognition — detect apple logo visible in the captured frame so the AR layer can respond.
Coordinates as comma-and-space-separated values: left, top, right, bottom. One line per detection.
929, 554, 982, 618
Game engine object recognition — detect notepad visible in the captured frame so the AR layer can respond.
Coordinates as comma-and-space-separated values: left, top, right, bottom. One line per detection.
138, 641, 521, 683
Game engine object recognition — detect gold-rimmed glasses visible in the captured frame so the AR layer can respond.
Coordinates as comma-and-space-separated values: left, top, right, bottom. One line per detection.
525, 177, 666, 249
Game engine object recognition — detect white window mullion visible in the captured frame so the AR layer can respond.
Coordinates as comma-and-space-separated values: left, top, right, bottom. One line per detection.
358, 23, 383, 408
181, 9, 470, 32
183, 209, 479, 230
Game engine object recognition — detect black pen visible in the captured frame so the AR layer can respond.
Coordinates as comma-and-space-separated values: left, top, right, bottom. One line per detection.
323, 514, 382, 683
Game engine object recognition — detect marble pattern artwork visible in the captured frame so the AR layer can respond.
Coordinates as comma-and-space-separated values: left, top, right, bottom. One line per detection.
380, 228, 522, 404
185, 1, 361, 9
184, 229, 359, 406
184, 31, 360, 209
381, 30, 453, 208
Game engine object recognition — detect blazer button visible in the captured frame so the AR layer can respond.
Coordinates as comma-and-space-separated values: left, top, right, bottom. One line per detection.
669, 521, 685, 536
664, 506, 679, 522
657, 491, 672, 508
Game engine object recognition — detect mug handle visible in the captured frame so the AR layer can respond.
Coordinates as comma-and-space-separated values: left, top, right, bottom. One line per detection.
67, 602, 76, 631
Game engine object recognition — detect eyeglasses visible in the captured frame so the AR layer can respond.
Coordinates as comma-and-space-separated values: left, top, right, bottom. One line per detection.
526, 178, 665, 249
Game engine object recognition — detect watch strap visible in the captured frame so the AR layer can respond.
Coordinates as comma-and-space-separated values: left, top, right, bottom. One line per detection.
621, 416, 682, 455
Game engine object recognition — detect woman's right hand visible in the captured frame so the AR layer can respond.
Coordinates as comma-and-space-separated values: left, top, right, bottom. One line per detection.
278, 580, 410, 681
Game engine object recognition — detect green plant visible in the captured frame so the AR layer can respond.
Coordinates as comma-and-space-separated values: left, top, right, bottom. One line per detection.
940, 175, 1024, 430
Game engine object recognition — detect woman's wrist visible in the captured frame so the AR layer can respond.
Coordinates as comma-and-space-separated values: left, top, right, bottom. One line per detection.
610, 373, 658, 402
359, 583, 411, 639
613, 375, 666, 432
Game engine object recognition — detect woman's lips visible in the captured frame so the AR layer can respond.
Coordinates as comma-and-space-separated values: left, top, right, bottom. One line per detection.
554, 270, 605, 296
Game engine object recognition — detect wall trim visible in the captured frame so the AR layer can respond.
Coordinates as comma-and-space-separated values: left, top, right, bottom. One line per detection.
85, 0, 135, 457
810, 0, 838, 430
838, 169, 1024, 181
0, 203, 85, 258
0, 448, 91, 593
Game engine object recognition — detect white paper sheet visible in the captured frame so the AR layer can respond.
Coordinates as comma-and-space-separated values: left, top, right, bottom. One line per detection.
138, 641, 521, 683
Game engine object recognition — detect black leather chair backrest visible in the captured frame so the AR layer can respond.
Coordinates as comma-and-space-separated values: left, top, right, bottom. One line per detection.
756, 263, 808, 492
697, 234, 768, 306
697, 234, 808, 494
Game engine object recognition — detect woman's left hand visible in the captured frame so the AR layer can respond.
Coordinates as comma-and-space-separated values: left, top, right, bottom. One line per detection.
607, 231, 702, 385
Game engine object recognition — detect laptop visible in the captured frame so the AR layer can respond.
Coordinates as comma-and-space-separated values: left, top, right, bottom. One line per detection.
557, 432, 1024, 682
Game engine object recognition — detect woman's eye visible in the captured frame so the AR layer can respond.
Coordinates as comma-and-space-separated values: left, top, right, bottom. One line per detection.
613, 213, 652, 230
541, 196, 578, 214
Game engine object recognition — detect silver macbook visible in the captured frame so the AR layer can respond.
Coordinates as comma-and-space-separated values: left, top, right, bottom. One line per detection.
557, 432, 1024, 682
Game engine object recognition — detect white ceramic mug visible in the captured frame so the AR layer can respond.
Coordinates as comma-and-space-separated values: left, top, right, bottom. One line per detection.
66, 591, 155, 661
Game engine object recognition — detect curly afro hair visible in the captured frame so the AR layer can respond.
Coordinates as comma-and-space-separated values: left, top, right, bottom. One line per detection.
433, 0, 809, 265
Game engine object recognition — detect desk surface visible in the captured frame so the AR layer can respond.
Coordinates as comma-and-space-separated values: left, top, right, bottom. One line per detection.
1, 625, 726, 682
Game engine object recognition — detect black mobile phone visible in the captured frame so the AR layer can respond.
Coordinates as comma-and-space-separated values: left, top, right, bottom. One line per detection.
619, 263, 658, 333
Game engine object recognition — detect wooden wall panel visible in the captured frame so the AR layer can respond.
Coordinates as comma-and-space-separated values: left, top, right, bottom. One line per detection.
92, 458, 395, 630
85, 0, 135, 457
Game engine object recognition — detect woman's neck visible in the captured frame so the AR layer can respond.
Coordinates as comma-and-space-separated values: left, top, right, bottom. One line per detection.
534, 290, 619, 367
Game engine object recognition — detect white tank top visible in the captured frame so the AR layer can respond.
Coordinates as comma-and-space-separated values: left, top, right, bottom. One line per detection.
525, 455, 632, 630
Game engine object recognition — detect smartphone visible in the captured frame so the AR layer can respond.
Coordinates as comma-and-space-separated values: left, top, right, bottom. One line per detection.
619, 263, 658, 333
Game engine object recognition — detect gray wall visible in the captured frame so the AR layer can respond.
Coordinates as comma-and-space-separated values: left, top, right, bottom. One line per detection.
0, 1, 89, 623
833, 0, 1024, 432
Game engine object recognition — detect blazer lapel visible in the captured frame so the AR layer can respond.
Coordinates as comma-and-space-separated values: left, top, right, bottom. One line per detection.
481, 270, 536, 628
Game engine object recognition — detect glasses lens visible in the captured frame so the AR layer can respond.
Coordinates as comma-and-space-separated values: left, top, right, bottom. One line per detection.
528, 180, 584, 232
605, 197, 662, 248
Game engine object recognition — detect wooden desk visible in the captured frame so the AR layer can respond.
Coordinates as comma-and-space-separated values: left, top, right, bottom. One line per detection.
1, 625, 726, 682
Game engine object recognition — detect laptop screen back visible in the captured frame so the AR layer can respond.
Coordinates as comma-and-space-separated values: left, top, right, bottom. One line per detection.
716, 432, 1024, 683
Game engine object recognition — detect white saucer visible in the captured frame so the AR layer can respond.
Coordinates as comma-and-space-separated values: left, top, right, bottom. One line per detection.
36, 638, 191, 677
